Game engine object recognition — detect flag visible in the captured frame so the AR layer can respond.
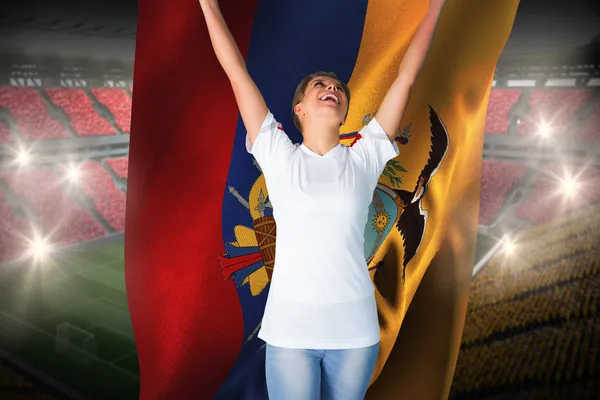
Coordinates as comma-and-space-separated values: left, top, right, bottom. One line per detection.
126, 0, 519, 398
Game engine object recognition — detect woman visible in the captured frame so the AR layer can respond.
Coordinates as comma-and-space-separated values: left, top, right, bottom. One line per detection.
199, 1, 446, 398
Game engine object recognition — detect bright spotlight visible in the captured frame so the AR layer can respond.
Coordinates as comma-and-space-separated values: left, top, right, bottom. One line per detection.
561, 175, 580, 198
16, 148, 31, 166
501, 236, 516, 255
67, 164, 81, 184
538, 122, 551, 137
26, 232, 54, 264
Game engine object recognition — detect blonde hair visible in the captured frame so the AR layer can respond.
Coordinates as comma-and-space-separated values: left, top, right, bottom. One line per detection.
291, 71, 351, 132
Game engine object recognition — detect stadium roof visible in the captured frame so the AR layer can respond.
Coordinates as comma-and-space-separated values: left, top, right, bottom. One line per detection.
0, 0, 598, 65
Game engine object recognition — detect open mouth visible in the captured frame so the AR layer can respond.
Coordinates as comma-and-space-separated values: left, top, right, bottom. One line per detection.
319, 92, 339, 105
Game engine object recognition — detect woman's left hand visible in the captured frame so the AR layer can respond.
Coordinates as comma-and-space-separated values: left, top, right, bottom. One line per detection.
428, 0, 447, 12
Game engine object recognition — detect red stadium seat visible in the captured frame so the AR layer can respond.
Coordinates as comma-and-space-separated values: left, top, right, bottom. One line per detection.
75, 161, 126, 231
478, 160, 528, 226
484, 89, 521, 134
453, 204, 600, 397
0, 87, 70, 140
0, 190, 30, 263
517, 89, 593, 136
575, 102, 600, 142
514, 165, 600, 224
0, 122, 13, 143
45, 88, 116, 137
91, 88, 132, 133
105, 157, 129, 179
1, 166, 106, 246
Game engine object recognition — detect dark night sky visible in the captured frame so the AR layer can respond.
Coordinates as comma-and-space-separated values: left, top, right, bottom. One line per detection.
0, 0, 599, 62
504, 0, 599, 54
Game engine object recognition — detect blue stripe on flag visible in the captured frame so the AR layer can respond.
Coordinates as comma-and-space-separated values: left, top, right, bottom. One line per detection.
217, 1, 369, 399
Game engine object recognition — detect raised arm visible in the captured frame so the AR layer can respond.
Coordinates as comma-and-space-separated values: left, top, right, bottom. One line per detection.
199, 0, 268, 145
375, 0, 446, 143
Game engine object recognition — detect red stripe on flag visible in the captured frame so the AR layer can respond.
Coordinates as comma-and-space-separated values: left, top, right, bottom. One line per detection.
125, 0, 258, 398
219, 252, 264, 279
349, 133, 362, 147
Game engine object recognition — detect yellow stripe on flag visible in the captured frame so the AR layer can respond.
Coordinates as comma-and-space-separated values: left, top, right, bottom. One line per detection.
340, 0, 520, 397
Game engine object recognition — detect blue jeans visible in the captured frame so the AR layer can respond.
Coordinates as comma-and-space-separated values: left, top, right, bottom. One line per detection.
265, 343, 379, 400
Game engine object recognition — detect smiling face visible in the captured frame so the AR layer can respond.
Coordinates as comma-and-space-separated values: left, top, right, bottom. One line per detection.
291, 72, 351, 133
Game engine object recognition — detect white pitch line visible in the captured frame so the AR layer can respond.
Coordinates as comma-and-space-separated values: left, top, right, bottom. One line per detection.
38, 297, 105, 325
87, 322, 134, 342
98, 295, 130, 310
19, 258, 126, 325
109, 348, 138, 365
0, 310, 140, 381
0, 257, 124, 299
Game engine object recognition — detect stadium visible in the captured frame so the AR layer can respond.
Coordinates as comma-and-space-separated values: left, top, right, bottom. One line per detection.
0, 0, 599, 399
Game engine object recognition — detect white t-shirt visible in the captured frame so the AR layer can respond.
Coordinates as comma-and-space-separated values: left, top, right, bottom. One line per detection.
246, 110, 399, 349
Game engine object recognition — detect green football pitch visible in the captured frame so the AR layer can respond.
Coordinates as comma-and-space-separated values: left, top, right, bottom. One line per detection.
0, 241, 139, 399
0, 233, 495, 399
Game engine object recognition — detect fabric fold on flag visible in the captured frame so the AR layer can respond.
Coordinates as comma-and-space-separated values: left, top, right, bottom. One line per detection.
127, 0, 519, 398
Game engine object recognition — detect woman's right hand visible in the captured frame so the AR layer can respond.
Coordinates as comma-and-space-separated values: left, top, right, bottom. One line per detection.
199, 0, 218, 9
198, 0, 268, 145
